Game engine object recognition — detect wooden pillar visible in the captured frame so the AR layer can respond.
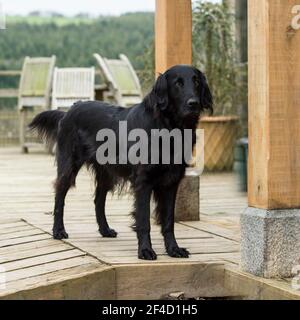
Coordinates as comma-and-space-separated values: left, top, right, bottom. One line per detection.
248, 0, 300, 209
241, 0, 300, 278
155, 0, 199, 221
155, 0, 192, 76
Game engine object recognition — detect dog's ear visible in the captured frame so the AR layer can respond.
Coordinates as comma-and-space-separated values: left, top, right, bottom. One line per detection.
144, 73, 169, 112
199, 73, 213, 115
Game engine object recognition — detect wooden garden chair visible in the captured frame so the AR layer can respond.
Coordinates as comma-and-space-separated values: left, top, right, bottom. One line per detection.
51, 67, 95, 109
93, 53, 143, 107
18, 56, 56, 153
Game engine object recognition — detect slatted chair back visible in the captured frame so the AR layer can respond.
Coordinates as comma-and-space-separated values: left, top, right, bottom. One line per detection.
18, 56, 56, 110
51, 67, 95, 109
94, 53, 142, 107
18, 56, 56, 153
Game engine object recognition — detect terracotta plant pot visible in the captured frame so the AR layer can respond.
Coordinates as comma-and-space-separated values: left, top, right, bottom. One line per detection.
199, 116, 239, 172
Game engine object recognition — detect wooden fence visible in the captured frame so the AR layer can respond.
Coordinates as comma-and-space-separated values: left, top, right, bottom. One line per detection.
0, 70, 20, 146
0, 110, 19, 146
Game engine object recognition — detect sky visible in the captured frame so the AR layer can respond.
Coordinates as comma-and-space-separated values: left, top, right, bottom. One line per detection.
1, 0, 220, 16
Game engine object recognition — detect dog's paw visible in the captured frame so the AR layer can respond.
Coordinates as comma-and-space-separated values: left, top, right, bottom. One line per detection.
53, 228, 69, 240
138, 247, 157, 260
99, 228, 118, 238
167, 246, 190, 258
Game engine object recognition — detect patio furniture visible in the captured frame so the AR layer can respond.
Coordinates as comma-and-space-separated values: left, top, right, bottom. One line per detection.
93, 53, 143, 107
51, 67, 95, 109
18, 56, 56, 153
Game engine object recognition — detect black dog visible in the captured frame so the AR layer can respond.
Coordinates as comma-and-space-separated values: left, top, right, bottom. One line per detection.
29, 65, 213, 260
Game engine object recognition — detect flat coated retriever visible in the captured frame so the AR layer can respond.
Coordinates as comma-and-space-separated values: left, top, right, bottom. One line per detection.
29, 65, 213, 260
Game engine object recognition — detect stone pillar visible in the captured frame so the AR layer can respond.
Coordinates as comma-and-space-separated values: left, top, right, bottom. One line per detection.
175, 168, 200, 222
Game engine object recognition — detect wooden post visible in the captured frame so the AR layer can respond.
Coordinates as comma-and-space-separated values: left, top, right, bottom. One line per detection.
155, 0, 199, 221
241, 0, 300, 278
248, 0, 300, 209
155, 0, 192, 76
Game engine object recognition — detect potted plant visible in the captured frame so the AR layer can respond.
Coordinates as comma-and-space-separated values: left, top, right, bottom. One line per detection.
193, 0, 246, 171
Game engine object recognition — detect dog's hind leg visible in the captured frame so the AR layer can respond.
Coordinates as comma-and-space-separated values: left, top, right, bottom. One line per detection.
94, 171, 117, 238
53, 155, 82, 240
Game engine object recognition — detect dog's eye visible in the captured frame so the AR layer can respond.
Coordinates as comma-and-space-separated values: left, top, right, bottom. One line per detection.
194, 79, 200, 87
175, 78, 184, 88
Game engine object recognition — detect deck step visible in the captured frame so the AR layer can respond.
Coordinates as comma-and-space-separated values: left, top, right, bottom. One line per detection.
0, 219, 108, 299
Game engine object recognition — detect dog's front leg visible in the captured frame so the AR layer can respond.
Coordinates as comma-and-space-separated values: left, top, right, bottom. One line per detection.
134, 185, 157, 260
158, 184, 190, 258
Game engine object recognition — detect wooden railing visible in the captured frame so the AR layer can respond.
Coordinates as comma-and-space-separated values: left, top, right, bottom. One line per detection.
0, 71, 20, 146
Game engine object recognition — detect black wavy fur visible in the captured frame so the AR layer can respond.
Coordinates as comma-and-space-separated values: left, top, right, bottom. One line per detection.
29, 65, 213, 260
29, 110, 65, 145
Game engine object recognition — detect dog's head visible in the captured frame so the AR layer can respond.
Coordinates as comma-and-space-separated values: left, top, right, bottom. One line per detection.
145, 65, 213, 121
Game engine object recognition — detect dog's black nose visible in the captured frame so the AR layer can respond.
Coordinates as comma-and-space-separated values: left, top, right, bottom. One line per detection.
187, 98, 200, 108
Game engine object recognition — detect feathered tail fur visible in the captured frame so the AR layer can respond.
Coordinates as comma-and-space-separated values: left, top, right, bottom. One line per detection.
29, 110, 65, 145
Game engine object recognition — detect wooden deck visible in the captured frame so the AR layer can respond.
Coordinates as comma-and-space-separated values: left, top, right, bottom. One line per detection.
0, 147, 299, 299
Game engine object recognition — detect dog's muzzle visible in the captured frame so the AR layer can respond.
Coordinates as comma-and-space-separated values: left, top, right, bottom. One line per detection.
185, 98, 201, 114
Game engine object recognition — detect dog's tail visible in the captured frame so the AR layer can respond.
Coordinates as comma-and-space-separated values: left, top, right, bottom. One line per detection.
29, 110, 65, 145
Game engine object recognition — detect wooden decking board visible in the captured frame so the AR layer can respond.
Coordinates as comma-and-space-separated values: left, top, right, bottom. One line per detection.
0, 221, 28, 227
0, 229, 46, 241
0, 217, 107, 298
0, 234, 52, 248
66, 237, 216, 246
70, 244, 239, 255
1, 263, 114, 300
56, 232, 214, 240
3, 263, 104, 292
2, 249, 86, 272
0, 239, 71, 256
5, 256, 99, 283
0, 225, 38, 236
179, 222, 240, 243
82, 249, 239, 259
0, 148, 298, 299
67, 236, 237, 247
0, 244, 76, 264
107, 252, 240, 265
